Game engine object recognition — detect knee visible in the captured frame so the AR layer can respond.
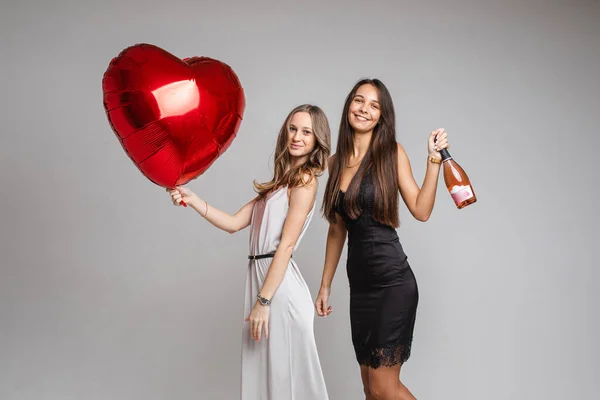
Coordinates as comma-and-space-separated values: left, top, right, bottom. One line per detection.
369, 381, 394, 400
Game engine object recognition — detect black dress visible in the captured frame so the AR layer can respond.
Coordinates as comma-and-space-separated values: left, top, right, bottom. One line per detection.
336, 170, 419, 368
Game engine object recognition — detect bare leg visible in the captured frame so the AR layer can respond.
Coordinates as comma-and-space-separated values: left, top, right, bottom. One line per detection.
367, 363, 416, 400
360, 365, 377, 400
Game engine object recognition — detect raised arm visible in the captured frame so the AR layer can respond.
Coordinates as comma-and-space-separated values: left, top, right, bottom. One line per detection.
396, 129, 449, 222
168, 186, 258, 234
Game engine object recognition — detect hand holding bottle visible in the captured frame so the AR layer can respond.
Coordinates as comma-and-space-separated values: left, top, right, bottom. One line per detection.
428, 128, 449, 158
432, 130, 477, 209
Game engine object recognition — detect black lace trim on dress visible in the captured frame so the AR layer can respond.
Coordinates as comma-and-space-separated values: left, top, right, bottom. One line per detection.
355, 341, 412, 369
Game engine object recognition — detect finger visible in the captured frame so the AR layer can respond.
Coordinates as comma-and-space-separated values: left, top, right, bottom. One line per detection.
254, 321, 261, 341
264, 321, 269, 339
257, 321, 263, 341
316, 300, 323, 316
323, 302, 329, 313
245, 316, 249, 322
252, 320, 258, 339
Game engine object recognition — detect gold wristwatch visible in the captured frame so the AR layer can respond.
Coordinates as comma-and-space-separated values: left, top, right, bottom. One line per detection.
429, 155, 442, 164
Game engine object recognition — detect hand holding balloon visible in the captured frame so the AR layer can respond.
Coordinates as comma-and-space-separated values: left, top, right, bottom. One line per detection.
167, 187, 198, 208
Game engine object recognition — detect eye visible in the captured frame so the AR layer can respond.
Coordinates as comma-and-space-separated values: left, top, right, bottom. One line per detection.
303, 130, 312, 135
354, 98, 362, 103
289, 126, 297, 132
372, 104, 379, 110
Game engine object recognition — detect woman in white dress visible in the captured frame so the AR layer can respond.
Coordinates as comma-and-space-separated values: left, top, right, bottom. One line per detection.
167, 104, 331, 400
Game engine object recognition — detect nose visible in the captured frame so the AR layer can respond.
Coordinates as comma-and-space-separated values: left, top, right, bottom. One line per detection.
292, 130, 303, 141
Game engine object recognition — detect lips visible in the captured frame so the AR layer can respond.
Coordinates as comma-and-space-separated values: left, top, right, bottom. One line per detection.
290, 143, 303, 149
354, 113, 370, 122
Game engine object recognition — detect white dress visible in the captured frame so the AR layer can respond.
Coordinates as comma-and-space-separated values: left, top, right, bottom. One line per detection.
241, 187, 329, 400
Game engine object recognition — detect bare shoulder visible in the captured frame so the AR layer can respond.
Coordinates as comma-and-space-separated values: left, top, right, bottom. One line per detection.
396, 142, 411, 164
396, 142, 407, 157
301, 172, 319, 192
327, 154, 337, 170
288, 174, 318, 203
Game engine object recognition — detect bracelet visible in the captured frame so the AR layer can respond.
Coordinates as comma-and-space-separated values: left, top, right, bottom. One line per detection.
428, 155, 442, 164
203, 200, 209, 217
257, 293, 271, 306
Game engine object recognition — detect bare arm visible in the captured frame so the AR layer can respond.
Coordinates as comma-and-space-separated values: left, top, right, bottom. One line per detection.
396, 143, 440, 222
258, 180, 318, 300
314, 214, 346, 317
319, 215, 347, 290
320, 154, 347, 290
396, 129, 449, 221
315, 155, 347, 317
168, 186, 258, 234
245, 179, 318, 342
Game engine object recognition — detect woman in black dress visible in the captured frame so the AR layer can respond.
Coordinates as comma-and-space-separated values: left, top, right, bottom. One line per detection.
316, 78, 450, 400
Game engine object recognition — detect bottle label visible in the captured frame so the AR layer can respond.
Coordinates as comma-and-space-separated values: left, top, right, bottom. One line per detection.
450, 185, 474, 204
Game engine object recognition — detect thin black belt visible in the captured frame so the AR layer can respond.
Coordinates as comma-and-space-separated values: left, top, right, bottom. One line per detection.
248, 252, 292, 260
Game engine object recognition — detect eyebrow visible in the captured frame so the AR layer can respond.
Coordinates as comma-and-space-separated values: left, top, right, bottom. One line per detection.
354, 94, 380, 104
290, 124, 312, 130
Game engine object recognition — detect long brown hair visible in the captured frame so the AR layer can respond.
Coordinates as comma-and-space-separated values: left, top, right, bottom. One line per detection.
322, 79, 399, 227
254, 104, 331, 197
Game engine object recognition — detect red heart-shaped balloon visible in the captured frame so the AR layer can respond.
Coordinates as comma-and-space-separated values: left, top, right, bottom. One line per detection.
102, 43, 245, 189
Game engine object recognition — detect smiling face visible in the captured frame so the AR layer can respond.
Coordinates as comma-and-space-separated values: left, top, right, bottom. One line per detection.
287, 111, 316, 160
348, 84, 381, 134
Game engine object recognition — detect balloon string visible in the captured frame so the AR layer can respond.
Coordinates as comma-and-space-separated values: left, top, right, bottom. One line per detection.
181, 201, 187, 207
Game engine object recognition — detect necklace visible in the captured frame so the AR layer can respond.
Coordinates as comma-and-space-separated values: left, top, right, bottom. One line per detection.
346, 156, 364, 168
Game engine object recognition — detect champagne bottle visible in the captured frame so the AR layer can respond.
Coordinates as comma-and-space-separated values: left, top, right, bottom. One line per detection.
439, 148, 477, 209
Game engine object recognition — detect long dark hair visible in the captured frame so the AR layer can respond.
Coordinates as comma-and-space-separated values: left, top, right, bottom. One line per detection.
254, 104, 331, 197
322, 79, 399, 227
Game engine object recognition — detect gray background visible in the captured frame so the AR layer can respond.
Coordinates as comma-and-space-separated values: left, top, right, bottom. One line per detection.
2, 0, 599, 399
